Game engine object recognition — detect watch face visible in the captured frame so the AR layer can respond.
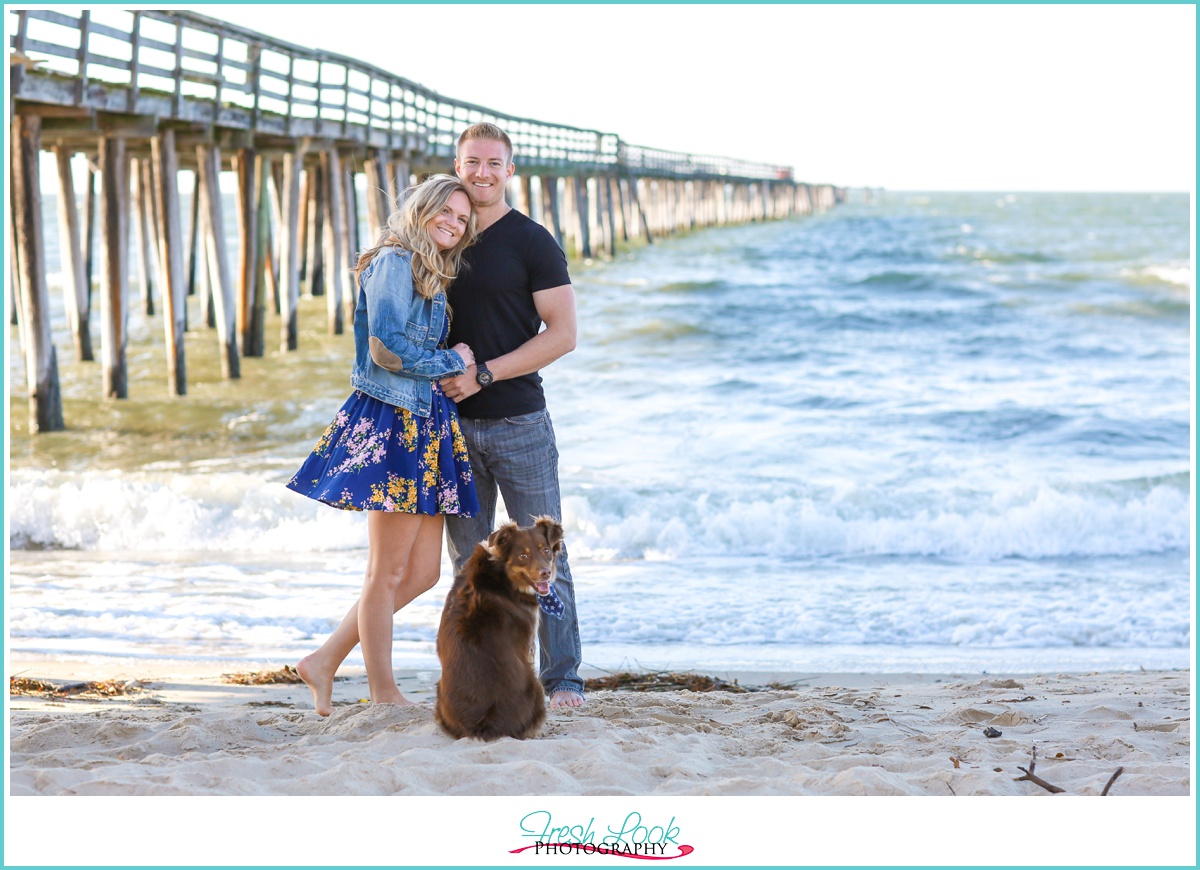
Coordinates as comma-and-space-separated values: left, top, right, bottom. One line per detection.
477, 368, 493, 387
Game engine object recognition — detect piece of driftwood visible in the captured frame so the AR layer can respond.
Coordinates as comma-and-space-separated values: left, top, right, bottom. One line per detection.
1011, 746, 1128, 795
1014, 746, 1066, 794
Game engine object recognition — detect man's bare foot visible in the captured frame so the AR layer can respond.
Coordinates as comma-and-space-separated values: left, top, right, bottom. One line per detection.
550, 691, 585, 709
296, 655, 335, 717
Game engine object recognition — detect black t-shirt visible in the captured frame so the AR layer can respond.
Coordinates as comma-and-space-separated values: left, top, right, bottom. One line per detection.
447, 209, 572, 419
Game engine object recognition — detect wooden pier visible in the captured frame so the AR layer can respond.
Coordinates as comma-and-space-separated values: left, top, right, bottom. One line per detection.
7, 9, 844, 432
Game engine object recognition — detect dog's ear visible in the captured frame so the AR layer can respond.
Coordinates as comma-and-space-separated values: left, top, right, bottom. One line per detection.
534, 516, 564, 552
486, 522, 517, 556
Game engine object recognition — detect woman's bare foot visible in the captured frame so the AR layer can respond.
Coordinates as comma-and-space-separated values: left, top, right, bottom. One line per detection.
550, 691, 585, 709
371, 687, 415, 707
296, 655, 335, 716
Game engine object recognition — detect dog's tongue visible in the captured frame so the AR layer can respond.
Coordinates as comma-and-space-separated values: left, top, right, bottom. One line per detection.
534, 581, 551, 595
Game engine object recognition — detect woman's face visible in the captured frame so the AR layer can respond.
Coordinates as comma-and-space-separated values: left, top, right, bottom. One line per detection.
427, 190, 472, 251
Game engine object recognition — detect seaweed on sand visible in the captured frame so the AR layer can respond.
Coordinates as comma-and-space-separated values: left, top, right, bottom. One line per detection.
584, 671, 757, 693
220, 665, 304, 685
9, 676, 144, 698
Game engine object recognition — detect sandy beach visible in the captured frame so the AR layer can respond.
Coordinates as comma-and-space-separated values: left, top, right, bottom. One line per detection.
4, 657, 1194, 867
7, 657, 1191, 798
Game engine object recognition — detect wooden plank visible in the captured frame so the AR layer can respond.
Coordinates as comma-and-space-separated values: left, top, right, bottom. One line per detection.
71, 18, 134, 43
248, 43, 263, 129
23, 8, 83, 29
278, 146, 302, 350
284, 53, 295, 136
196, 143, 241, 377
121, 32, 176, 56
99, 135, 129, 398
211, 32, 226, 123
172, 18, 184, 117
14, 39, 89, 63
151, 127, 187, 395
176, 47, 252, 72
52, 146, 94, 361
128, 11, 142, 110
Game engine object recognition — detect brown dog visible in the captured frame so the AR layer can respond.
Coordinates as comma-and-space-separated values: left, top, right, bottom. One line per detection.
434, 517, 564, 741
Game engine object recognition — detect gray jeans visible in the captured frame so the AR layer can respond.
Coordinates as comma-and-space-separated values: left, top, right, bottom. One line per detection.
444, 408, 584, 697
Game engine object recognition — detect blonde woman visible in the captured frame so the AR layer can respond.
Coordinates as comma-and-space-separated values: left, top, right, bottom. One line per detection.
288, 174, 479, 712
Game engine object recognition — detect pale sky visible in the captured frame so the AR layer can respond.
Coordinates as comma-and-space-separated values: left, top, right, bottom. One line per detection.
195, 3, 1197, 192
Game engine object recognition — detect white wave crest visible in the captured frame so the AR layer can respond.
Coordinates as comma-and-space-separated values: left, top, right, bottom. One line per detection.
8, 469, 368, 553
562, 481, 1190, 561
8, 470, 1189, 562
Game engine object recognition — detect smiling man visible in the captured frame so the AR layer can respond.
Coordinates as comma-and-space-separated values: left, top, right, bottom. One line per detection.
438, 123, 585, 708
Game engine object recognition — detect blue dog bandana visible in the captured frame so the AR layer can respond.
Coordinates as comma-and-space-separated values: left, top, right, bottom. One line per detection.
537, 586, 565, 619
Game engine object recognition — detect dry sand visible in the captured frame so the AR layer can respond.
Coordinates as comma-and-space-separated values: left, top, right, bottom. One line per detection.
7, 658, 1191, 797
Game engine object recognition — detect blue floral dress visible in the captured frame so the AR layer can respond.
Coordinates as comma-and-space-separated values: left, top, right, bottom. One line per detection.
287, 321, 479, 516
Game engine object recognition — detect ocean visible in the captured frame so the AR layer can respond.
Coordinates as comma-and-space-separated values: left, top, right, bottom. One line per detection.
6, 189, 1193, 676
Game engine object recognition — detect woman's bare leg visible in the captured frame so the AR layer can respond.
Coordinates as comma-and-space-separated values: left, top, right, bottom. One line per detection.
298, 513, 444, 714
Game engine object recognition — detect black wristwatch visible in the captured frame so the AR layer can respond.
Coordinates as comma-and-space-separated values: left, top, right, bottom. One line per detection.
475, 362, 494, 388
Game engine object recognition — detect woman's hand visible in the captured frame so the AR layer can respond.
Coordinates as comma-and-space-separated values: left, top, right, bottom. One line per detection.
451, 342, 475, 369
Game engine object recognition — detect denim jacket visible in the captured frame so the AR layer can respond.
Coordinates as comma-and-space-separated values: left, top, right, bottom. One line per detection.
350, 247, 466, 416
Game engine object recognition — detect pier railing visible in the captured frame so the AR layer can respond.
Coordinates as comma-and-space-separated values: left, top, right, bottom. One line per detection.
10, 8, 791, 181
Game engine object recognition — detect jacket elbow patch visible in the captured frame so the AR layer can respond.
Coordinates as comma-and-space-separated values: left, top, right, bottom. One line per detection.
369, 336, 404, 372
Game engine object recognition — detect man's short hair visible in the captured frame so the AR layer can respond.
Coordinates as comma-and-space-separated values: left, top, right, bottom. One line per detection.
457, 123, 513, 164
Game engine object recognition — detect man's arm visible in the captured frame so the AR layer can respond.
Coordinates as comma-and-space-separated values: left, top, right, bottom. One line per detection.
439, 284, 576, 402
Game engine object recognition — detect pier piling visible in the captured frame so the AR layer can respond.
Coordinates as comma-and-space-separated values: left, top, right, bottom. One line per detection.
12, 112, 64, 431
99, 135, 128, 399
52, 145, 93, 362
197, 143, 240, 379
150, 129, 187, 396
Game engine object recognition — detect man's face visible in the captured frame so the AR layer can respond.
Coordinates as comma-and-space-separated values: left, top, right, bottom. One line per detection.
454, 138, 514, 209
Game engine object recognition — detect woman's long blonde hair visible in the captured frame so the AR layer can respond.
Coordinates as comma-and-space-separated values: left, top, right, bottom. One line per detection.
353, 174, 477, 301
